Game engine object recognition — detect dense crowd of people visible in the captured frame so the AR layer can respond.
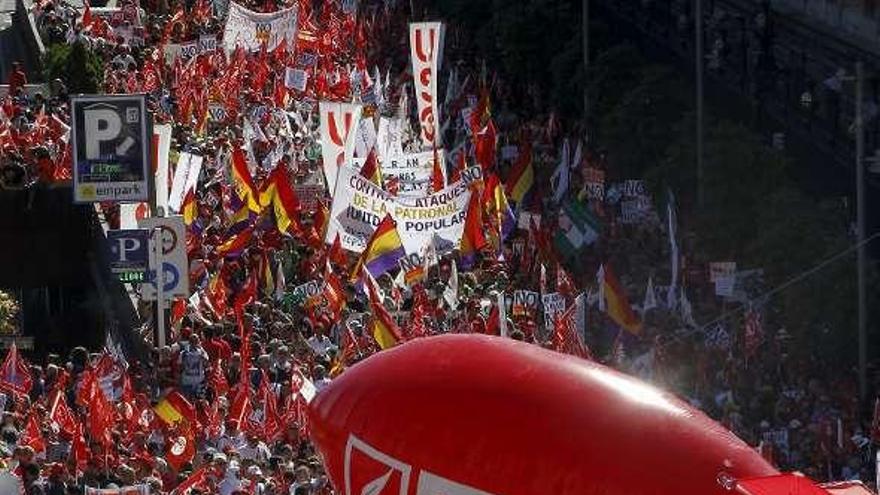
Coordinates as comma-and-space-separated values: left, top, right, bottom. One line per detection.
0, 0, 877, 493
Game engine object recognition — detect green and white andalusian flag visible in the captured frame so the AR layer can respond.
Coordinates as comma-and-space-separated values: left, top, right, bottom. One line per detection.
554, 198, 601, 258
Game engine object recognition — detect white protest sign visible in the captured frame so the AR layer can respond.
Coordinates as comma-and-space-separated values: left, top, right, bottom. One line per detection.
319, 101, 362, 192
512, 290, 540, 317
409, 22, 445, 148
376, 116, 404, 160
326, 166, 482, 254
542, 292, 566, 328
168, 152, 203, 213
708, 261, 737, 283
352, 117, 377, 159
153, 124, 172, 214
223, 1, 298, 52
284, 67, 308, 91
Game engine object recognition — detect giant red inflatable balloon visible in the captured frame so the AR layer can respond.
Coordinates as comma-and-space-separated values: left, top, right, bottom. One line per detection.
308, 334, 777, 495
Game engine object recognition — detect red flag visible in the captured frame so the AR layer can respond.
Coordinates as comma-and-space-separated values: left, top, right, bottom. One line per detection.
431, 145, 445, 192
170, 465, 210, 495
49, 389, 78, 437
171, 298, 187, 326
233, 271, 258, 314
554, 305, 591, 360
21, 412, 45, 453
208, 362, 229, 397
249, 372, 282, 441
328, 233, 348, 268
228, 385, 252, 430
0, 343, 32, 396
485, 304, 500, 336
71, 422, 91, 471
88, 388, 114, 446
166, 422, 196, 471
81, 0, 93, 27
359, 147, 380, 185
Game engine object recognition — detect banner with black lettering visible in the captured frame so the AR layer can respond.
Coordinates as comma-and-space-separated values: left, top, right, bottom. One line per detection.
352, 150, 445, 196
222, 1, 298, 52
326, 166, 482, 254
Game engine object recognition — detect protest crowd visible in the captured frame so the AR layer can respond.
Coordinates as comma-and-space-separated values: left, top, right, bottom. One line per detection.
0, 0, 878, 492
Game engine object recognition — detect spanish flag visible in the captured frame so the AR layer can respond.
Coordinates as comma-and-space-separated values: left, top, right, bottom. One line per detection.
350, 214, 406, 282
598, 264, 642, 335
365, 272, 402, 350
260, 166, 301, 235
154, 389, 197, 426
231, 147, 261, 213
505, 142, 534, 207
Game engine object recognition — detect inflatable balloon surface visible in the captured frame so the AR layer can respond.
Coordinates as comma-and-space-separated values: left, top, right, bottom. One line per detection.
308, 334, 777, 495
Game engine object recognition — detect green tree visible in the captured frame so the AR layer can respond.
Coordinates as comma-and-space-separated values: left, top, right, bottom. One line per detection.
43, 41, 103, 94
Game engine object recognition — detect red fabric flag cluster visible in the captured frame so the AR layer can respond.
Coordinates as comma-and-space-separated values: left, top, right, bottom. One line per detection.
0, 343, 32, 396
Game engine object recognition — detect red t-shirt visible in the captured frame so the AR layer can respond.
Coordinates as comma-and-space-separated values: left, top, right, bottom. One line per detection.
203, 337, 232, 364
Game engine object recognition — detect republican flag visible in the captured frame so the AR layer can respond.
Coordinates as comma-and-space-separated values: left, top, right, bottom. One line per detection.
260, 166, 302, 235
483, 173, 516, 243
216, 225, 254, 258
505, 141, 534, 207
231, 147, 261, 213
598, 264, 642, 335
350, 214, 406, 283
459, 192, 486, 269
0, 343, 32, 396
365, 273, 403, 350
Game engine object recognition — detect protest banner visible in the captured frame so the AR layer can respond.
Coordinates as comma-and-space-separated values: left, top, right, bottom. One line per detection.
583, 167, 605, 201
71, 95, 151, 203
152, 124, 172, 214
167, 152, 203, 213
518, 211, 541, 230
222, 1, 298, 52
326, 166, 482, 254
319, 101, 362, 192
352, 149, 445, 196
542, 292, 566, 328
409, 22, 445, 148
708, 262, 737, 283
85, 485, 150, 495
512, 290, 540, 317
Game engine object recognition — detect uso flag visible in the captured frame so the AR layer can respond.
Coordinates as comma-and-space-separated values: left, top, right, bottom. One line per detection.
0, 343, 32, 396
